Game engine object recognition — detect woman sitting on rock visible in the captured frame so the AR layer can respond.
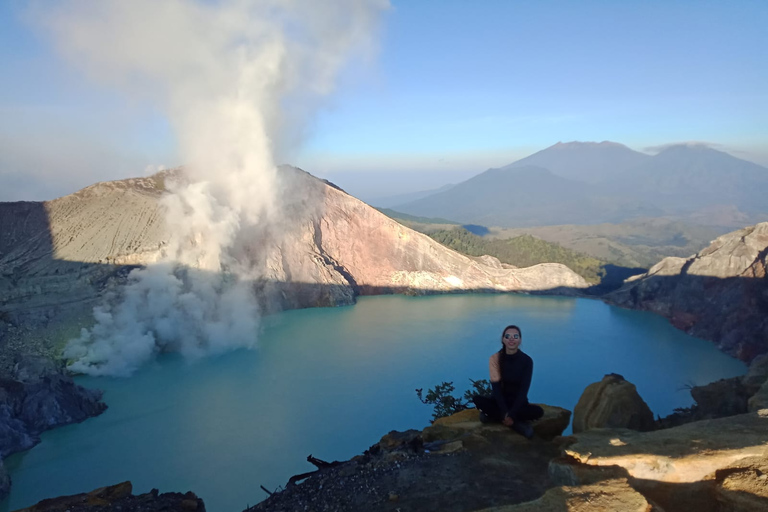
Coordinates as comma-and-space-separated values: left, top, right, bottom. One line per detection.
473, 325, 544, 438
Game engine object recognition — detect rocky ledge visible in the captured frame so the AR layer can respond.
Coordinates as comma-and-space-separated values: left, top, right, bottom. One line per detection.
251, 407, 768, 512
554, 409, 768, 512
253, 369, 768, 512
12, 481, 205, 512
0, 356, 106, 501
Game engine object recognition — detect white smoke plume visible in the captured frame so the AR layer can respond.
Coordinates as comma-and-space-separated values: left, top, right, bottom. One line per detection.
36, 0, 388, 376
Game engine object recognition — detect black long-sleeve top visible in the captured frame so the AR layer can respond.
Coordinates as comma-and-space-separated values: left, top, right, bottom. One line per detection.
488, 349, 534, 418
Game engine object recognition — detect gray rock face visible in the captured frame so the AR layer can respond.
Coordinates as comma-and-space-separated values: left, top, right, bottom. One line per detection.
572, 374, 655, 433
607, 222, 768, 362
0, 356, 106, 459
0, 458, 9, 502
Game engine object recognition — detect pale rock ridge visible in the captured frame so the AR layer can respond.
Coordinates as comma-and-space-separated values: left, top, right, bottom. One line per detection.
607, 222, 768, 361
0, 168, 587, 367
315, 182, 588, 295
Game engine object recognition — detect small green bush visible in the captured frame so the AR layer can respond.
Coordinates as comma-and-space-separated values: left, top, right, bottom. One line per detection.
416, 378, 491, 421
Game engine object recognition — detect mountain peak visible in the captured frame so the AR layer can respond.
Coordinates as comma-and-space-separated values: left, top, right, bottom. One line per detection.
505, 141, 649, 183
655, 143, 724, 155
552, 140, 627, 150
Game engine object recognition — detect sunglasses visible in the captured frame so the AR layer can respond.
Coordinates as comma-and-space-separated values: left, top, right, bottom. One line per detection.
504, 333, 520, 340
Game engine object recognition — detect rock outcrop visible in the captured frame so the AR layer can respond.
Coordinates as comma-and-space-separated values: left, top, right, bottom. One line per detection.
0, 459, 9, 503
749, 380, 768, 412
1, 356, 106, 500
13, 481, 205, 512
743, 353, 768, 395
572, 374, 655, 433
606, 222, 768, 362
422, 406, 571, 444
255, 403, 768, 511
564, 410, 768, 483
560, 410, 768, 512
252, 405, 571, 512
0, 356, 106, 466
0, 168, 588, 369
690, 377, 750, 418
660, 357, 768, 427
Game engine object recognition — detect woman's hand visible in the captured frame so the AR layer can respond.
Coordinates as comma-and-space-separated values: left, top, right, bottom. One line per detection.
503, 415, 514, 427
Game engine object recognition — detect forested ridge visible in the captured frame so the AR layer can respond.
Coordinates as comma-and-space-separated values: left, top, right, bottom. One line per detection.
428, 227, 609, 284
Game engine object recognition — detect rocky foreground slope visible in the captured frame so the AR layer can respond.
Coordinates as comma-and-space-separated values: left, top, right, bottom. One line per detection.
250, 371, 768, 512
14, 368, 768, 511
607, 222, 768, 362
0, 167, 587, 370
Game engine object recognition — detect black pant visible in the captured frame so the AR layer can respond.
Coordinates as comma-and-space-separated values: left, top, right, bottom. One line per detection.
472, 395, 544, 423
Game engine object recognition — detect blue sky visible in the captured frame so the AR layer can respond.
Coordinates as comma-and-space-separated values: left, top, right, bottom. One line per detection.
1, 0, 767, 201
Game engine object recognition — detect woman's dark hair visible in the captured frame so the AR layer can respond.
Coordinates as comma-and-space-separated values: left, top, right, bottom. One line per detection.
497, 325, 522, 381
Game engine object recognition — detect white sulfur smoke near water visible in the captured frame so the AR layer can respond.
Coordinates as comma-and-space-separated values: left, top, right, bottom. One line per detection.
37, 0, 388, 376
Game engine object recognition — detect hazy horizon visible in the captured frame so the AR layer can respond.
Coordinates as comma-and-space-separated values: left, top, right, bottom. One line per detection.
0, 138, 764, 204
1, 1, 767, 202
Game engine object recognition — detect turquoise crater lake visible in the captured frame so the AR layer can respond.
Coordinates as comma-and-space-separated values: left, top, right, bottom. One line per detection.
1, 294, 747, 512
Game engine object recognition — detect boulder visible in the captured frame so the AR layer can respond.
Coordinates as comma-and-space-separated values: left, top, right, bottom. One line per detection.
712, 456, 768, 511
572, 374, 655, 433
476, 478, 659, 512
532, 405, 572, 441
748, 380, 768, 412
691, 377, 749, 418
565, 410, 768, 484
743, 353, 768, 395
377, 429, 421, 452
433, 408, 481, 427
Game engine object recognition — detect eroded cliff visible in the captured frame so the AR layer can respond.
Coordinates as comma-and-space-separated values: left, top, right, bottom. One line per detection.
607, 222, 768, 362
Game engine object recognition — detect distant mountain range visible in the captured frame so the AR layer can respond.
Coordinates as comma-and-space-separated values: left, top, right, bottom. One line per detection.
393, 142, 768, 228
368, 183, 455, 208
